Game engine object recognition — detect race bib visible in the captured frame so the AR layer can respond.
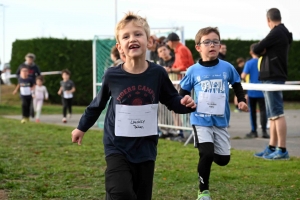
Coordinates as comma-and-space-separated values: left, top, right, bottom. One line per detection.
197, 92, 226, 115
115, 104, 158, 137
63, 91, 73, 99
20, 87, 31, 96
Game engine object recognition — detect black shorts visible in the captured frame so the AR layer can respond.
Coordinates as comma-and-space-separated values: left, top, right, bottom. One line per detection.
105, 154, 155, 200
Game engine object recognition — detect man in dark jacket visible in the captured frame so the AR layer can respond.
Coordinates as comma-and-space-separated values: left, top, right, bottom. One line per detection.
253, 8, 293, 160
16, 53, 41, 80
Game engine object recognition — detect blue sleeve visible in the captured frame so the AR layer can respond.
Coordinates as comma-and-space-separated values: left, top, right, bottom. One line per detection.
159, 69, 195, 114
243, 61, 250, 74
179, 68, 193, 92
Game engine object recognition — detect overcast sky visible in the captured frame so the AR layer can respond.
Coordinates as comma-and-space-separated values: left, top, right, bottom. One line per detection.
0, 0, 299, 67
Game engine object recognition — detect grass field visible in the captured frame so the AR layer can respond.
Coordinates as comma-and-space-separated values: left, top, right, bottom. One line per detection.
1, 118, 300, 200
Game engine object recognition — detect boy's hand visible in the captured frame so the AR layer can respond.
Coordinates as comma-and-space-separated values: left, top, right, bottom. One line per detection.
57, 91, 61, 95
12, 90, 17, 95
238, 102, 248, 112
180, 95, 196, 109
71, 129, 85, 145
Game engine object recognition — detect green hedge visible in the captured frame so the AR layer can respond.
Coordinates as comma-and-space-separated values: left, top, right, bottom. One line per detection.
10, 38, 93, 105
186, 39, 300, 101
10, 38, 300, 105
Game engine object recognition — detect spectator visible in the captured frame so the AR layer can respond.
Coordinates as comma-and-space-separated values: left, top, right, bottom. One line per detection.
218, 43, 227, 60
253, 8, 293, 160
234, 57, 247, 112
147, 35, 161, 64
157, 44, 175, 68
241, 43, 269, 139
1, 63, 11, 85
110, 46, 124, 67
16, 53, 41, 81
165, 32, 194, 75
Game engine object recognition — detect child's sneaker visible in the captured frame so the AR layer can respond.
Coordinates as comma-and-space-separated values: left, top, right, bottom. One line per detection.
197, 190, 211, 200
62, 118, 67, 123
35, 119, 40, 123
254, 146, 274, 158
263, 148, 290, 160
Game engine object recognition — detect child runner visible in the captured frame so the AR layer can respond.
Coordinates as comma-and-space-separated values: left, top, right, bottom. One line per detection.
179, 27, 248, 200
12, 65, 35, 123
57, 69, 75, 123
32, 76, 49, 123
71, 12, 196, 200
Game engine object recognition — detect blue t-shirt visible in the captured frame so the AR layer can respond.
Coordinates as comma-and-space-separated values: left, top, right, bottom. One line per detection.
180, 59, 241, 127
242, 58, 264, 98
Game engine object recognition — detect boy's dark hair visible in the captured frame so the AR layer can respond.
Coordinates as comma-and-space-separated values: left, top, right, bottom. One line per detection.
156, 43, 170, 51
250, 43, 258, 56
20, 64, 29, 70
36, 75, 44, 82
267, 8, 281, 22
62, 69, 71, 75
195, 27, 220, 45
236, 57, 245, 64
158, 36, 166, 44
111, 46, 120, 60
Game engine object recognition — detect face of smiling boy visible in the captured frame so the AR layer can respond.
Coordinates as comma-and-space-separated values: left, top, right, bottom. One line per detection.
116, 21, 151, 60
195, 32, 221, 61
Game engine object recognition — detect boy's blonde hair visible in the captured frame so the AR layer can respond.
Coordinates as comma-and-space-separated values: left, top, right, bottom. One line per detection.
115, 11, 150, 43
194, 27, 221, 45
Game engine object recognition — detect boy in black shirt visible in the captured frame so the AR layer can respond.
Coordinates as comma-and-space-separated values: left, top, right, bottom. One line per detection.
13, 65, 35, 123
71, 12, 196, 200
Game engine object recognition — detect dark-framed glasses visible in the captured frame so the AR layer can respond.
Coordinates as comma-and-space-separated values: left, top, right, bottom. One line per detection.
198, 40, 221, 46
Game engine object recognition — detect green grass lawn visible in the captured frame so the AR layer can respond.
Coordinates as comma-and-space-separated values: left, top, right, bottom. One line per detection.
0, 118, 300, 200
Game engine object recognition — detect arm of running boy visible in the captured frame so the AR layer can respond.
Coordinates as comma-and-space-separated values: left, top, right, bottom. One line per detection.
72, 75, 110, 145
159, 70, 196, 113
57, 86, 62, 95
232, 82, 248, 112
12, 84, 20, 95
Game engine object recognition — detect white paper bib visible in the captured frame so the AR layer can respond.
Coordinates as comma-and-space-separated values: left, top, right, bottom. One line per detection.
20, 87, 31, 96
115, 104, 158, 137
197, 92, 226, 115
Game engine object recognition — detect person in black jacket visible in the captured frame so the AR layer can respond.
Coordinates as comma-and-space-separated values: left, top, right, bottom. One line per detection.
253, 8, 293, 160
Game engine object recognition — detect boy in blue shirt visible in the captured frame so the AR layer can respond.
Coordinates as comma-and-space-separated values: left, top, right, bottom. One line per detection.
241, 43, 269, 139
180, 27, 248, 200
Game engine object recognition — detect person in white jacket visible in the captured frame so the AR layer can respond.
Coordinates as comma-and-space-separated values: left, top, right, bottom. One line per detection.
32, 76, 48, 122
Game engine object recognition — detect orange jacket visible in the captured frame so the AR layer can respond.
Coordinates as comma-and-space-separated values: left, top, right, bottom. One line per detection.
172, 43, 194, 71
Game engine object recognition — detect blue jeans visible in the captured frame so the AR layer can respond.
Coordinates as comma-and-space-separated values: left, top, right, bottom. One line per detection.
262, 81, 285, 120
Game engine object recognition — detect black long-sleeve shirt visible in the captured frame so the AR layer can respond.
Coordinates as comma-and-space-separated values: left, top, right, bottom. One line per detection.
253, 24, 293, 81
16, 63, 41, 80
77, 62, 195, 163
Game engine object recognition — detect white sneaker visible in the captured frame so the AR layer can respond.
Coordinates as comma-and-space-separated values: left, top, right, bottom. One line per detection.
62, 118, 67, 123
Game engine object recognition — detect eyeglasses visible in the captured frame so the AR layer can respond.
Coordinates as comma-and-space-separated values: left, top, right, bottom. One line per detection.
198, 40, 221, 46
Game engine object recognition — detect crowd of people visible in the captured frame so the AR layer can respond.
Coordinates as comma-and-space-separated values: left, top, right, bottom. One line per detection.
2, 6, 292, 200
11, 53, 76, 124
71, 7, 292, 200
